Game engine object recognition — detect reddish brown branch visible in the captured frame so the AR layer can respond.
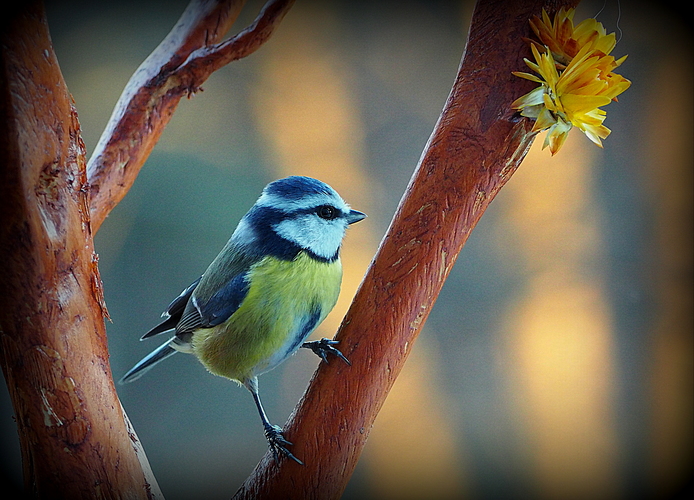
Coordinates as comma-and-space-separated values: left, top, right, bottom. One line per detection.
0, 4, 160, 498
232, 0, 578, 498
1, 1, 295, 497
180, 0, 297, 72
87, 0, 295, 232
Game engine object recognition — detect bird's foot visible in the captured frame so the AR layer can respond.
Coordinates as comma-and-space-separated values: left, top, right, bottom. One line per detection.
264, 423, 303, 465
302, 338, 351, 365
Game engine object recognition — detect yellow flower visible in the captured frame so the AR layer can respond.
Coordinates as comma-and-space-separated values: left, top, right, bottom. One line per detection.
512, 8, 631, 155
527, 7, 618, 66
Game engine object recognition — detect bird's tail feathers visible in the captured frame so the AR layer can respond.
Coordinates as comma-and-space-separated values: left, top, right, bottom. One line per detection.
119, 340, 178, 384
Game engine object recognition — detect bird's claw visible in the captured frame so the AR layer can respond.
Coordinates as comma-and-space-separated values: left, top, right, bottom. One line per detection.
264, 424, 303, 465
302, 338, 351, 366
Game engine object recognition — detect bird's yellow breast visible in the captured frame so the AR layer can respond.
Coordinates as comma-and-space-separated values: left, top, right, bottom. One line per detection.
191, 252, 342, 383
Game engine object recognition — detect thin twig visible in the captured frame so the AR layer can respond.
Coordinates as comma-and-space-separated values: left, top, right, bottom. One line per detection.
87, 0, 295, 233
179, 0, 296, 73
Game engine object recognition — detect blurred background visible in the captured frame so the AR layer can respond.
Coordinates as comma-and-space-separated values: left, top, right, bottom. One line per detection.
2, 0, 691, 498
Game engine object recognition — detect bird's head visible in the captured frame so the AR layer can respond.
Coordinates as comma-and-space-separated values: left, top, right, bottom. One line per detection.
234, 176, 366, 262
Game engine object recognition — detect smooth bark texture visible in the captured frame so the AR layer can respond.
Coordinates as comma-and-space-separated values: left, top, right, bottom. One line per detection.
233, 0, 578, 498
0, 4, 161, 498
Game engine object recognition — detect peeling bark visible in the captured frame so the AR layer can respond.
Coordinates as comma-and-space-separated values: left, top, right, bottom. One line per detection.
0, 4, 159, 498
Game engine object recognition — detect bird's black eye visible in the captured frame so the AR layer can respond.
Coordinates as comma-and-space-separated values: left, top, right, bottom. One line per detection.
317, 205, 338, 220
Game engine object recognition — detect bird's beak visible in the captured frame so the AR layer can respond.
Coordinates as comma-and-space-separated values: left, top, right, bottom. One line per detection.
346, 209, 367, 225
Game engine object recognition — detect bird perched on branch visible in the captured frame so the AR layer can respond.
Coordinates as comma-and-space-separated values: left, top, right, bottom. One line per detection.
120, 176, 366, 463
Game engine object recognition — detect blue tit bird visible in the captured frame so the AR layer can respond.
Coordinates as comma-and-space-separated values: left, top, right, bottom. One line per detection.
119, 176, 365, 463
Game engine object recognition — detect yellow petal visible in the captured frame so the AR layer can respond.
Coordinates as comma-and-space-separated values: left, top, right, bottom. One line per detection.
512, 85, 547, 110
512, 71, 544, 83
534, 106, 558, 130
544, 118, 572, 155
561, 93, 612, 114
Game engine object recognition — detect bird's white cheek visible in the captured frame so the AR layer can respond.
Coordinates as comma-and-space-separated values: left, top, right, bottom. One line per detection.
274, 217, 345, 260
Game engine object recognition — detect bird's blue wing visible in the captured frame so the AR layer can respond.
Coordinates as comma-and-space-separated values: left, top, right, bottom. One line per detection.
141, 276, 202, 339
165, 277, 202, 318
174, 271, 250, 332
199, 272, 251, 327
174, 241, 258, 334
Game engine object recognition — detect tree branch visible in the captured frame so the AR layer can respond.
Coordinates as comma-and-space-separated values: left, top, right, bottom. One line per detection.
87, 0, 295, 233
232, 0, 578, 498
0, 4, 161, 498
179, 0, 298, 73
1, 1, 295, 497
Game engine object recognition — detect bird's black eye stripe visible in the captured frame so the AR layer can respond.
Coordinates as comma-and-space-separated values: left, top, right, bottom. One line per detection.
317, 205, 339, 220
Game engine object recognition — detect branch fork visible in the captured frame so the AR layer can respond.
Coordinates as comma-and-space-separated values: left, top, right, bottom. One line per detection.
87, 0, 296, 232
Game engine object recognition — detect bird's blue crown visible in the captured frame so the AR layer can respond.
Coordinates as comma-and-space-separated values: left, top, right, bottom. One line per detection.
262, 176, 337, 203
